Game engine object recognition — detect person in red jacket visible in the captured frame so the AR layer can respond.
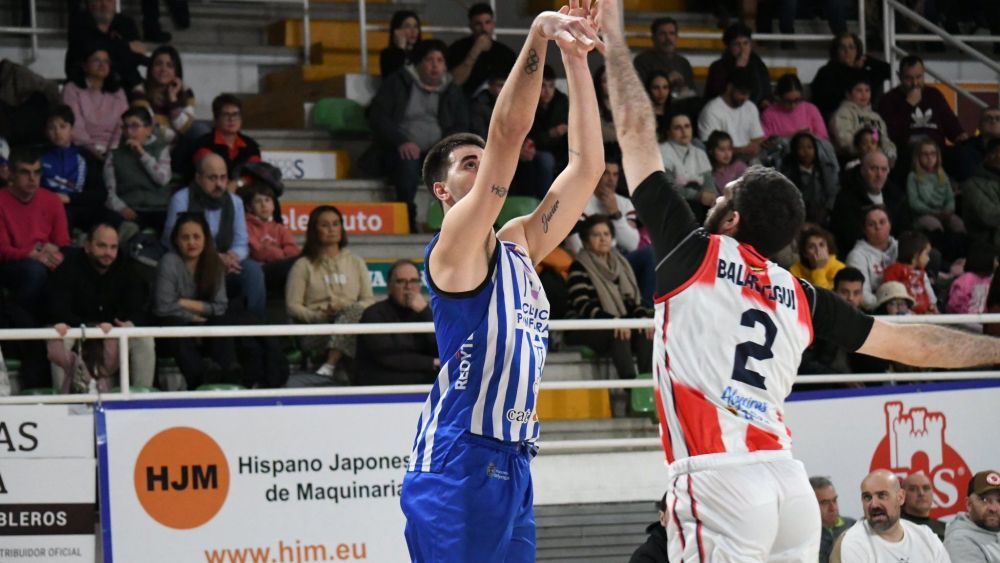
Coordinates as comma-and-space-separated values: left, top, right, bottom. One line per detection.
882, 230, 938, 314
241, 182, 299, 293
0, 147, 70, 320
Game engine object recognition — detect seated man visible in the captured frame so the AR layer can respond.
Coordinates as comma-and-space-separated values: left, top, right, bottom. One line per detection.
877, 55, 967, 152
355, 260, 438, 386
953, 106, 1000, 182
811, 476, 856, 563
445, 3, 517, 97
0, 147, 70, 320
698, 68, 765, 162
189, 94, 261, 191
162, 153, 266, 320
368, 39, 469, 231
831, 150, 908, 255
628, 493, 668, 563
944, 470, 1000, 562
46, 223, 155, 392
901, 471, 946, 540
963, 138, 1000, 250
631, 17, 696, 98
65, 0, 147, 90
703, 23, 772, 106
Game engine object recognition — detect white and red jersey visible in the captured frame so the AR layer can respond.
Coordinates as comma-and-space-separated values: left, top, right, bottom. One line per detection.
652, 234, 814, 466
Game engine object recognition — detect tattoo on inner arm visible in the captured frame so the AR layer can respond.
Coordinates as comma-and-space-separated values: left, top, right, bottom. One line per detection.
541, 199, 560, 233
567, 148, 581, 161
491, 184, 509, 198
525, 49, 540, 75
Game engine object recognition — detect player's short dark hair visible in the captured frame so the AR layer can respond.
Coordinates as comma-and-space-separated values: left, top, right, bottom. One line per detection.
726, 68, 753, 93
47, 104, 75, 127
833, 267, 866, 288
731, 166, 805, 256
722, 22, 752, 46
422, 133, 486, 191
651, 17, 677, 36
468, 2, 493, 19
212, 93, 242, 119
410, 39, 448, 66
899, 54, 924, 73
577, 214, 616, 241
896, 231, 930, 264
8, 146, 42, 168
121, 106, 153, 126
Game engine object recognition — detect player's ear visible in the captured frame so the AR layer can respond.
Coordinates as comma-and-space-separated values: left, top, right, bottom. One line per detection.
432, 181, 450, 202
723, 209, 741, 235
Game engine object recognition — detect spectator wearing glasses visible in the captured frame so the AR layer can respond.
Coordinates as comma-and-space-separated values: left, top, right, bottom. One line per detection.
62, 45, 128, 162
954, 106, 1000, 182
189, 94, 261, 192
355, 260, 439, 386
65, 0, 148, 91
761, 74, 829, 141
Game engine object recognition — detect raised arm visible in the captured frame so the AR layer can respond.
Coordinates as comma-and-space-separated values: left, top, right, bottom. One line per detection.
857, 320, 1000, 368
498, 22, 605, 263
432, 6, 600, 290
597, 0, 664, 195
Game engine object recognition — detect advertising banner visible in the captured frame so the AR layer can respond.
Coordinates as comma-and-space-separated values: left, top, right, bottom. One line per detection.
1, 405, 96, 563
261, 150, 346, 181
280, 202, 409, 236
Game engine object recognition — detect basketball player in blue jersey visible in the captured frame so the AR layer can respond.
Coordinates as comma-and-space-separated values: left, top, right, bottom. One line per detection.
399, 3, 605, 561
596, 1, 1000, 561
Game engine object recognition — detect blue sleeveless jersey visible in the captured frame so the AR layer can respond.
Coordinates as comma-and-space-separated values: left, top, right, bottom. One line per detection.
408, 235, 550, 473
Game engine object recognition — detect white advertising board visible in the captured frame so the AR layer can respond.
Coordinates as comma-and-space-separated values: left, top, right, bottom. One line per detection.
1, 405, 96, 563
261, 150, 339, 181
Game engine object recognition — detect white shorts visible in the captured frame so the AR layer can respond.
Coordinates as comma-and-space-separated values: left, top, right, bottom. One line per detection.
666, 452, 820, 563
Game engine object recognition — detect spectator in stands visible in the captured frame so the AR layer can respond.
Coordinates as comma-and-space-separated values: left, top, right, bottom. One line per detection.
790, 225, 845, 290
380, 10, 421, 78
962, 138, 1000, 249
593, 65, 617, 145
829, 77, 897, 163
104, 107, 171, 236
565, 215, 652, 382
162, 153, 266, 320
241, 182, 298, 293
285, 205, 374, 384
704, 23, 771, 107
63, 45, 128, 162
832, 469, 949, 562
141, 0, 189, 44
446, 3, 516, 97
470, 71, 504, 139
908, 138, 964, 237
46, 223, 155, 392
154, 212, 240, 389
761, 74, 829, 141
846, 205, 899, 310
948, 242, 995, 317
131, 45, 203, 163
632, 17, 696, 99
0, 148, 69, 318
645, 71, 673, 141
883, 231, 938, 314
41, 104, 112, 234
355, 260, 438, 386
811, 476, 856, 563
698, 68, 765, 161
564, 159, 637, 256
954, 106, 1000, 182
811, 32, 891, 122
190, 94, 262, 192
66, 0, 148, 90
0, 57, 61, 148
944, 470, 1000, 562
659, 113, 716, 217
369, 39, 469, 232
628, 493, 669, 563
832, 150, 907, 254
901, 471, 947, 540
877, 56, 968, 151
707, 130, 747, 192
529, 65, 569, 171
781, 132, 839, 226
872, 281, 915, 317
834, 266, 866, 309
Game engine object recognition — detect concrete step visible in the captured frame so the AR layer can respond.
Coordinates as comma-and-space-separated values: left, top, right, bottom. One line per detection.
246, 128, 335, 149
348, 233, 431, 260
282, 179, 390, 202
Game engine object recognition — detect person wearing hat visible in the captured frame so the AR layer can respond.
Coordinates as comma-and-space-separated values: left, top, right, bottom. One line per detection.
873, 280, 916, 316
944, 470, 1000, 562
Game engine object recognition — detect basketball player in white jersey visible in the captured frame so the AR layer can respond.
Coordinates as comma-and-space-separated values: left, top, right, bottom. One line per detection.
400, 3, 605, 561
596, 1, 1000, 561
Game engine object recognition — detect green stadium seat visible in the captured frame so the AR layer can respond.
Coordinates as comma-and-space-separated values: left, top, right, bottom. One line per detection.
562, 345, 597, 361
110, 386, 159, 393
285, 348, 304, 368
196, 384, 247, 391
630, 372, 657, 420
20, 387, 58, 395
4, 358, 21, 372
425, 200, 444, 232
312, 97, 370, 135
495, 196, 540, 228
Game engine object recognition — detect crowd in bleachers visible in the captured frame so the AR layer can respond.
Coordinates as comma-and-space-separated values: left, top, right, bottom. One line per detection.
1, 0, 999, 396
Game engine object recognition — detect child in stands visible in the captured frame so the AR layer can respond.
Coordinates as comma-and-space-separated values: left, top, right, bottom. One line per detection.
241, 182, 299, 292
40, 105, 111, 234
104, 107, 172, 238
907, 137, 965, 235
707, 130, 747, 194
882, 230, 938, 314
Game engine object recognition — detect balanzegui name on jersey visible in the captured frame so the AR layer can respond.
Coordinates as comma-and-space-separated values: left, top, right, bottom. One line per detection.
717, 258, 798, 311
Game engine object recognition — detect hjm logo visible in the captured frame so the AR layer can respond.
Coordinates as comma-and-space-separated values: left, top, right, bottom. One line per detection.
870, 401, 970, 519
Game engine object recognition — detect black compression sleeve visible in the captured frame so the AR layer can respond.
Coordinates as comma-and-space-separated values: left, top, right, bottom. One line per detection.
631, 171, 700, 259
801, 281, 875, 352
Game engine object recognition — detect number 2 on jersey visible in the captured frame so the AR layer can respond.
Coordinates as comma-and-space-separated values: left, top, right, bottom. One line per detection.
731, 309, 777, 390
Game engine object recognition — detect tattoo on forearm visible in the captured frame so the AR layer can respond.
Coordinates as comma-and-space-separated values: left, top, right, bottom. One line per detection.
491, 184, 509, 198
541, 199, 560, 233
568, 148, 581, 160
525, 49, 540, 75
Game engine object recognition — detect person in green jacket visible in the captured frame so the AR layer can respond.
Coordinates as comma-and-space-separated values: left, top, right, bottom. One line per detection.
812, 476, 856, 563
907, 138, 965, 235
962, 138, 1000, 249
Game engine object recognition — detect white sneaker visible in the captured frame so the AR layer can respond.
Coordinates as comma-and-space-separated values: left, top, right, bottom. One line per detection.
315, 363, 337, 377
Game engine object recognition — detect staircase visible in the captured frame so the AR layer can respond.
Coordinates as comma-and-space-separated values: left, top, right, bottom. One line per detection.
537, 501, 656, 562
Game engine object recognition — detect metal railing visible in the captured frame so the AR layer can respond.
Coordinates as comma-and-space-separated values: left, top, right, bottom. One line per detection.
2, 0, 63, 63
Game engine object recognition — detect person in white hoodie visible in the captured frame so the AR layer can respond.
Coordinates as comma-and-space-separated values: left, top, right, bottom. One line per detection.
831, 469, 950, 563
829, 77, 897, 163
944, 470, 1000, 563
846, 205, 898, 310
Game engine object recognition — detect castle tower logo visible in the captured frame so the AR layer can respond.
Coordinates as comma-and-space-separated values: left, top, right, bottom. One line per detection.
870, 401, 971, 519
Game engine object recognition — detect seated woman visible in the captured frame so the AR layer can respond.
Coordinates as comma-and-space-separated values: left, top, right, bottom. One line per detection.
811, 32, 891, 121
154, 212, 240, 390
789, 224, 846, 290
779, 132, 839, 226
566, 215, 652, 381
62, 45, 128, 161
761, 74, 829, 141
285, 205, 375, 384
645, 70, 673, 141
380, 10, 421, 77
659, 113, 716, 219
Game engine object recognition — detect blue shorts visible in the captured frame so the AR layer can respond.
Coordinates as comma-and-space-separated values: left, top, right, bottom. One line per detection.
401, 432, 537, 563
